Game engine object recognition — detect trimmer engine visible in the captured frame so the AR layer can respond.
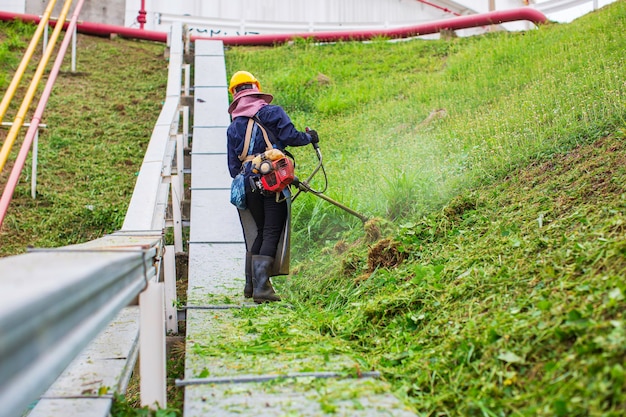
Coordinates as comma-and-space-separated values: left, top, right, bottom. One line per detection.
251, 149, 295, 193
261, 157, 295, 192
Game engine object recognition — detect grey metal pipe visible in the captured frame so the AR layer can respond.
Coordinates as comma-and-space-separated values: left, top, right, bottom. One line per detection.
176, 371, 381, 386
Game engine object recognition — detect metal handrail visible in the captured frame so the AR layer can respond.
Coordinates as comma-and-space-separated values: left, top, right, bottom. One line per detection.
122, 23, 184, 232
0, 239, 158, 417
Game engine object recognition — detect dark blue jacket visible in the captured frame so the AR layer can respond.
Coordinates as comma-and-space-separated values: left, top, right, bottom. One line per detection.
227, 105, 312, 178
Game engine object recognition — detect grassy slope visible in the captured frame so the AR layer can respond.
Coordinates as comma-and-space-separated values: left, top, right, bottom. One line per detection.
267, 135, 625, 416
222, 4, 626, 416
226, 2, 625, 255
0, 30, 166, 255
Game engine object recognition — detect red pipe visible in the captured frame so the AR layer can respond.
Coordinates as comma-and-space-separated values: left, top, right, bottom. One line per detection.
137, 0, 147, 30
0, 7, 546, 46
0, 10, 166, 42
194, 7, 548, 45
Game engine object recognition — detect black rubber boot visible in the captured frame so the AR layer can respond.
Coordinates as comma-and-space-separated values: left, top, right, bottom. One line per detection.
252, 255, 281, 303
244, 252, 253, 298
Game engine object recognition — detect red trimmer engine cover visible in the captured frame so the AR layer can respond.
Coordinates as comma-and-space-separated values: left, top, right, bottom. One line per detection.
261, 157, 295, 193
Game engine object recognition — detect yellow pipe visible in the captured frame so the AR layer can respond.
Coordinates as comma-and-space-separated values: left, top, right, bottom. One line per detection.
0, 0, 74, 173
0, 0, 59, 124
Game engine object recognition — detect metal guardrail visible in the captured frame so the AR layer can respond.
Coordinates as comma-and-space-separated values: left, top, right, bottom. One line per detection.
0, 21, 187, 417
0, 241, 157, 417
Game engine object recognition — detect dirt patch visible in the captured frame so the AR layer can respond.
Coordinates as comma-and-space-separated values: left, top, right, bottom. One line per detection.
307, 72, 332, 87
501, 135, 626, 216
367, 238, 406, 272
418, 108, 447, 127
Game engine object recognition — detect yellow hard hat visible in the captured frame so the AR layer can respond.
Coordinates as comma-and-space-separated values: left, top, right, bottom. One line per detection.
229, 71, 261, 95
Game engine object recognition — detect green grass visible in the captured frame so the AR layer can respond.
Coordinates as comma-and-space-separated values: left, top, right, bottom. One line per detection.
1, 1, 625, 415
270, 134, 626, 416
0, 20, 36, 89
225, 2, 626, 252
0, 33, 166, 255
223, 3, 626, 415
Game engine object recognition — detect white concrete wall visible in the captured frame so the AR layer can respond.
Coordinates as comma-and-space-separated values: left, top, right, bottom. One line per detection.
126, 0, 458, 35
0, 0, 618, 33
138, 0, 439, 25
122, 0, 618, 36
19, 0, 126, 26
0, 0, 24, 13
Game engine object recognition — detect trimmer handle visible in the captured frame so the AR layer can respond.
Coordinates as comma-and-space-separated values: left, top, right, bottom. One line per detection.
305, 127, 320, 150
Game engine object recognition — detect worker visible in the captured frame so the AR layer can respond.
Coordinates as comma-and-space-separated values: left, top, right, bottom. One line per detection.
227, 70, 319, 303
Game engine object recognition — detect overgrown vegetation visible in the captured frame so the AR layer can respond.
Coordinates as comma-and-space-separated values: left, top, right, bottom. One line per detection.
1, 1, 625, 416
243, 133, 625, 416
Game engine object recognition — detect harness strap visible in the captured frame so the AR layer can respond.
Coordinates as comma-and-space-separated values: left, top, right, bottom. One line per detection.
238, 119, 255, 162
239, 118, 274, 162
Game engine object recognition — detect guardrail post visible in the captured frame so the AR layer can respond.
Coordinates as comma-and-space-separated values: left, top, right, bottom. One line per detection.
31, 127, 38, 198
139, 281, 167, 409
171, 178, 183, 252
164, 245, 178, 334
30, 123, 46, 199
173, 134, 184, 252
1, 122, 45, 199
43, 21, 48, 53
182, 64, 190, 149
182, 105, 189, 149
71, 25, 77, 72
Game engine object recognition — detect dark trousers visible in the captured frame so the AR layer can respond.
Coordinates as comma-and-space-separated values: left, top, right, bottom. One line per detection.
245, 180, 287, 257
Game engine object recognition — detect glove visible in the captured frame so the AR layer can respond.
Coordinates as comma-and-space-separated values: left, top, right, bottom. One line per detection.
308, 130, 319, 144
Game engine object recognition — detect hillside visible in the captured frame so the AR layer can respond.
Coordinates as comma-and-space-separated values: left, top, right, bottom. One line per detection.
0, 23, 166, 255
264, 133, 625, 415
224, 2, 625, 262
223, 2, 626, 416
1, 2, 625, 416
